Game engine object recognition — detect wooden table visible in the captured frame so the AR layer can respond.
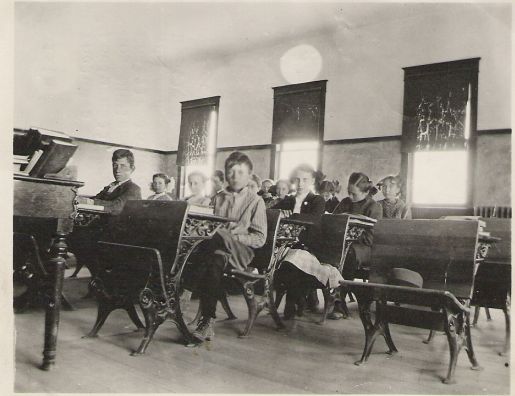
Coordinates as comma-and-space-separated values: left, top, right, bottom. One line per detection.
13, 174, 84, 370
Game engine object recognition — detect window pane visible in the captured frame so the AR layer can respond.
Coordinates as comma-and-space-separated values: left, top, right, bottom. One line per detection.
412, 150, 468, 205
278, 140, 318, 180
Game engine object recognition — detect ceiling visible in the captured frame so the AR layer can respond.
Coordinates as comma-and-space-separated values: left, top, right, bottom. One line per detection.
15, 2, 461, 67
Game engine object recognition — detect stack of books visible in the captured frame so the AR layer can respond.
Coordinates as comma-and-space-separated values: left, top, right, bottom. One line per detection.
13, 127, 78, 178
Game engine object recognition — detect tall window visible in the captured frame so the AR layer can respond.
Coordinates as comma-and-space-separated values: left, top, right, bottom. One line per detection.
271, 80, 327, 178
401, 58, 479, 207
176, 96, 220, 198
276, 140, 319, 180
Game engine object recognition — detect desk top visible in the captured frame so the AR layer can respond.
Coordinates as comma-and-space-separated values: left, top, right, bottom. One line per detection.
188, 211, 234, 223
14, 174, 84, 188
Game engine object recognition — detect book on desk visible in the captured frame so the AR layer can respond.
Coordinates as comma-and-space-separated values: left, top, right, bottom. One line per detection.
13, 127, 78, 179
188, 204, 214, 216
76, 203, 105, 212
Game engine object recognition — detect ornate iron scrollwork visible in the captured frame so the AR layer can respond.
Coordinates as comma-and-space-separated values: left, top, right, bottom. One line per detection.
476, 241, 491, 260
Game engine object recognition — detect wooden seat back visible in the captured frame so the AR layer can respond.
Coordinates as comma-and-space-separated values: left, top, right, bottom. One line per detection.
472, 218, 511, 309
313, 214, 353, 268
102, 200, 189, 274
483, 218, 511, 263
369, 219, 480, 300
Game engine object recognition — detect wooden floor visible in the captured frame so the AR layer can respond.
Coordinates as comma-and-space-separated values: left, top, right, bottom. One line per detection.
15, 273, 510, 394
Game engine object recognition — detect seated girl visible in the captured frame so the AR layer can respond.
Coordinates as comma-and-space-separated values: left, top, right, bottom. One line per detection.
147, 173, 175, 201
273, 164, 329, 319
328, 172, 383, 319
319, 180, 340, 213
276, 172, 383, 320
184, 171, 211, 206
269, 179, 291, 209
188, 152, 267, 343
376, 175, 411, 219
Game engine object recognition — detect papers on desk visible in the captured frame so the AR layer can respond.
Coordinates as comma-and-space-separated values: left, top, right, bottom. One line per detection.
188, 204, 214, 215
77, 203, 105, 212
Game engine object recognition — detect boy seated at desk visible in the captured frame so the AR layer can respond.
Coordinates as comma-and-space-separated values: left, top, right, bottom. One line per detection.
70, 149, 141, 278
76, 149, 142, 213
188, 151, 267, 344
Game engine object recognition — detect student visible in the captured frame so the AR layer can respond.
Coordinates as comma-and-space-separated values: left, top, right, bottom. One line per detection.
377, 175, 411, 219
77, 149, 142, 214
70, 149, 142, 277
319, 180, 340, 213
248, 174, 261, 195
269, 179, 291, 209
329, 172, 383, 319
147, 173, 174, 201
259, 178, 275, 206
273, 164, 328, 318
211, 169, 225, 197
188, 151, 267, 343
184, 171, 211, 206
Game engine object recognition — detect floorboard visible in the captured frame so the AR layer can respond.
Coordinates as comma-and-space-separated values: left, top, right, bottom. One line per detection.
14, 274, 510, 394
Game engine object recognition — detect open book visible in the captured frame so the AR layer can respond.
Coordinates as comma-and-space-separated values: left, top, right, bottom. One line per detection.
188, 204, 214, 215
77, 203, 105, 212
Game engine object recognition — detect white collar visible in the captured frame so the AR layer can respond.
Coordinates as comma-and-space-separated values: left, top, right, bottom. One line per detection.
111, 178, 130, 187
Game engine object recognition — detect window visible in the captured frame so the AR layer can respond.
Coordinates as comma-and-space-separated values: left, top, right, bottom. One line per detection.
411, 150, 468, 205
176, 97, 219, 198
276, 140, 319, 180
400, 58, 479, 207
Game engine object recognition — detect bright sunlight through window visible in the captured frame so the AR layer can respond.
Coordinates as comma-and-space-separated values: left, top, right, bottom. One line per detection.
411, 150, 468, 205
277, 140, 319, 180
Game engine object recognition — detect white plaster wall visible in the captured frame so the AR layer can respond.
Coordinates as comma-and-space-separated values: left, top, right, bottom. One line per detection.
15, 3, 511, 151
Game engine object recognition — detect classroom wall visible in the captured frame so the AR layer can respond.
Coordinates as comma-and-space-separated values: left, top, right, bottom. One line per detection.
14, 3, 511, 151
71, 131, 509, 208
474, 133, 511, 206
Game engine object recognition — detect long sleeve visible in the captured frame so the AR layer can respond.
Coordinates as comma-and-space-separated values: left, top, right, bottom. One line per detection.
234, 198, 267, 249
94, 182, 142, 215
360, 200, 383, 246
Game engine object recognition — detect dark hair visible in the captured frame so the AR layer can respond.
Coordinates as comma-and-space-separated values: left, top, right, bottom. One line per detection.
152, 173, 171, 184
150, 173, 173, 193
348, 172, 378, 196
188, 171, 208, 183
112, 149, 135, 168
319, 180, 335, 193
225, 151, 253, 175
213, 169, 225, 182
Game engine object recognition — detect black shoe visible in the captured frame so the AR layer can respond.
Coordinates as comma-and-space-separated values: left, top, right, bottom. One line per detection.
192, 317, 214, 341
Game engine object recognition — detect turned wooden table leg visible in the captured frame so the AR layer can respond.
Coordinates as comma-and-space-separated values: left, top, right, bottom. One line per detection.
40, 233, 67, 371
